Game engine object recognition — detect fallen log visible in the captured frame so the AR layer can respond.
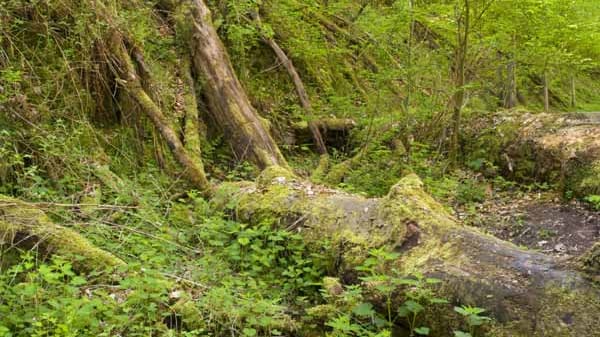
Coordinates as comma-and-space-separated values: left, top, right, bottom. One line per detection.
0, 195, 124, 271
468, 112, 600, 197
290, 118, 356, 150
213, 166, 600, 336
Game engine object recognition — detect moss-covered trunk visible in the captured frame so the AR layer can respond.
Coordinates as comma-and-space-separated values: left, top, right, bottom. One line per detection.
106, 31, 212, 194
213, 167, 600, 336
188, 0, 288, 169
0, 195, 124, 271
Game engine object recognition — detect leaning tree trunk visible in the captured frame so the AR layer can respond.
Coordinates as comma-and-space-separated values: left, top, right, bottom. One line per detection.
259, 29, 328, 155
188, 0, 288, 169
212, 166, 600, 337
105, 31, 212, 194
251, 11, 326, 154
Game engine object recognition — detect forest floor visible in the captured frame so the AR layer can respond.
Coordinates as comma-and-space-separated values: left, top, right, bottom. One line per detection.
458, 191, 600, 258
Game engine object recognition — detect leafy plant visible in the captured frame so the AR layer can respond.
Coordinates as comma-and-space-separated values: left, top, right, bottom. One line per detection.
396, 273, 448, 336
453, 305, 492, 337
584, 195, 600, 210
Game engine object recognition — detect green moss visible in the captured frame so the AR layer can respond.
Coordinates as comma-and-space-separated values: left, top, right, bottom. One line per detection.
534, 285, 600, 336
579, 242, 600, 278
0, 195, 124, 270
322, 277, 343, 297
310, 155, 330, 183
256, 165, 297, 187
572, 160, 600, 197
323, 152, 364, 185
305, 304, 339, 322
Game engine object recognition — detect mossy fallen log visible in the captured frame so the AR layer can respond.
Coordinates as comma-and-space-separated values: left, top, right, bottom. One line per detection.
504, 113, 600, 197
0, 195, 124, 271
580, 243, 600, 282
288, 118, 356, 153
213, 167, 600, 336
467, 112, 600, 197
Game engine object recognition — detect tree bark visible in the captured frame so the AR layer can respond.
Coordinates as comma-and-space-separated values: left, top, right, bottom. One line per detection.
451, 0, 470, 165
188, 0, 288, 169
543, 71, 550, 113
178, 58, 207, 167
106, 31, 212, 194
214, 167, 600, 336
570, 75, 576, 108
504, 59, 517, 109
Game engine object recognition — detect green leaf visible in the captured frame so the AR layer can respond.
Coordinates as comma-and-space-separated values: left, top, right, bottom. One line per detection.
404, 300, 424, 314
397, 305, 410, 317
243, 328, 257, 336
237, 237, 251, 246
70, 276, 87, 286
453, 331, 472, 337
414, 327, 430, 335
425, 277, 442, 284
352, 302, 375, 317
454, 306, 469, 316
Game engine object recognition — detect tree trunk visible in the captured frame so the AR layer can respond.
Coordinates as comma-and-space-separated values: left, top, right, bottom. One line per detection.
260, 28, 328, 155
570, 75, 576, 108
188, 0, 288, 169
178, 58, 207, 167
213, 167, 600, 336
106, 31, 212, 194
504, 59, 517, 109
543, 71, 550, 113
0, 195, 125, 271
451, 0, 469, 165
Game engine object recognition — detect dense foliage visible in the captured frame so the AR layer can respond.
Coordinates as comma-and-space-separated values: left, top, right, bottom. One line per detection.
1, 0, 599, 336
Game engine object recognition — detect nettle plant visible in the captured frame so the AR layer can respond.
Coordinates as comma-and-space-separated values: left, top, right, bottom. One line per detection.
453, 305, 492, 337
325, 248, 455, 337
394, 273, 451, 336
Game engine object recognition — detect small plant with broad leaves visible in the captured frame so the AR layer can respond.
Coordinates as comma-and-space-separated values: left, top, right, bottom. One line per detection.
396, 273, 449, 336
584, 195, 600, 210
453, 305, 492, 337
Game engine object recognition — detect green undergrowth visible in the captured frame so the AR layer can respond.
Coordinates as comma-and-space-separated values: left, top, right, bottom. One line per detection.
0, 166, 325, 336
310, 139, 494, 209
0, 119, 493, 335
